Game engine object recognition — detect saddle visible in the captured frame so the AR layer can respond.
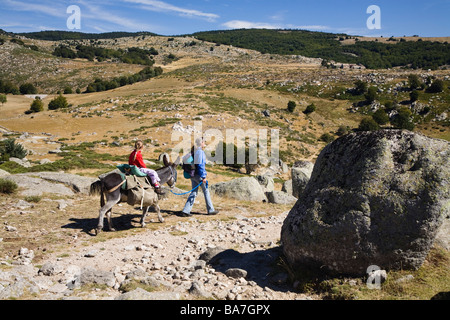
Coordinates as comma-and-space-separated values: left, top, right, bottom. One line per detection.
116, 164, 156, 207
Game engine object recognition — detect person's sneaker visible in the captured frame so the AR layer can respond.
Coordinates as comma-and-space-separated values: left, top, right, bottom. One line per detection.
154, 187, 164, 195
208, 210, 219, 215
178, 211, 192, 217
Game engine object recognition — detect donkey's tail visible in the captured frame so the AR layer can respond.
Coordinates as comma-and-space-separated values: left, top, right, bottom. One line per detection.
89, 180, 103, 196
89, 180, 105, 207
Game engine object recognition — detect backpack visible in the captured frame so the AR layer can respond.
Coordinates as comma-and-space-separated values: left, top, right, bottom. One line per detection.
182, 151, 196, 179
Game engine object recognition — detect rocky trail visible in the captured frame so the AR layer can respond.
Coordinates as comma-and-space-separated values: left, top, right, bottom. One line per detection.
0, 199, 314, 300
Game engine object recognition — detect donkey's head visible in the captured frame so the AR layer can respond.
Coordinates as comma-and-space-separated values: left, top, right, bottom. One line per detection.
158, 154, 180, 188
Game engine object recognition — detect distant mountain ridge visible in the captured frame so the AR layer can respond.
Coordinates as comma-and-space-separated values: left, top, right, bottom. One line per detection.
5, 28, 450, 70
15, 30, 157, 41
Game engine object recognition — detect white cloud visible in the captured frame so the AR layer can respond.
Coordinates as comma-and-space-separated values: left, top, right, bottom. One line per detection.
123, 0, 219, 21
3, 0, 66, 18
222, 20, 282, 30
79, 0, 158, 32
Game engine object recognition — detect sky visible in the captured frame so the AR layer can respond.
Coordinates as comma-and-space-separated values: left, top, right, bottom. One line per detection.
0, 0, 449, 37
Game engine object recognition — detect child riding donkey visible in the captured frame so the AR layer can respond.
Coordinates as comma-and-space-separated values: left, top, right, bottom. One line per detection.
129, 140, 163, 194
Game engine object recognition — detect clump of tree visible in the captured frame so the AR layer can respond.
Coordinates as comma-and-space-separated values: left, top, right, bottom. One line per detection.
53, 44, 158, 66
0, 94, 6, 105
0, 79, 19, 95
48, 95, 69, 110
0, 138, 28, 160
26, 96, 44, 113
19, 83, 37, 94
303, 103, 316, 115
84, 66, 163, 93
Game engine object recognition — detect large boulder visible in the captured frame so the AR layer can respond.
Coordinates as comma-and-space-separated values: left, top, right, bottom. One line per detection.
281, 130, 450, 275
210, 177, 267, 202
291, 161, 314, 198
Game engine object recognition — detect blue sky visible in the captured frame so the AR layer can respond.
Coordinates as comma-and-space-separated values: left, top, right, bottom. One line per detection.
1, 0, 449, 37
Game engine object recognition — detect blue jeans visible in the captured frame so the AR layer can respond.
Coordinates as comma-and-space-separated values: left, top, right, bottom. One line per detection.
182, 175, 215, 214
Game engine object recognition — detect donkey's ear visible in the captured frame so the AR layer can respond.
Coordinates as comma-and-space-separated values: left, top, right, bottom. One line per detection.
173, 156, 181, 166
163, 154, 170, 167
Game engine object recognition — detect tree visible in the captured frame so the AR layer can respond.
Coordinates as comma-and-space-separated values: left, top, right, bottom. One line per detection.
410, 90, 419, 102
353, 80, 368, 95
19, 83, 37, 95
358, 117, 380, 131
408, 74, 421, 90
426, 79, 444, 93
29, 97, 44, 113
48, 95, 68, 110
0, 138, 28, 159
63, 86, 73, 94
372, 109, 389, 125
391, 107, 415, 130
365, 86, 378, 103
0, 94, 6, 105
303, 103, 316, 115
287, 101, 296, 113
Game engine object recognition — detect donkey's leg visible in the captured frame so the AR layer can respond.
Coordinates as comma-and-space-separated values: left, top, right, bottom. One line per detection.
140, 206, 149, 228
96, 192, 120, 235
106, 208, 116, 232
155, 204, 164, 223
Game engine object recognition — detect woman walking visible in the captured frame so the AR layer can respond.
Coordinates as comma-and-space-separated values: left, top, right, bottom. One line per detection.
179, 137, 219, 217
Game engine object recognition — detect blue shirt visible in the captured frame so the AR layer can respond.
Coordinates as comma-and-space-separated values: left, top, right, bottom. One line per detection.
194, 148, 207, 179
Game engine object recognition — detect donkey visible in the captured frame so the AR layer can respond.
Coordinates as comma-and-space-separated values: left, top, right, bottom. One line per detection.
90, 155, 180, 235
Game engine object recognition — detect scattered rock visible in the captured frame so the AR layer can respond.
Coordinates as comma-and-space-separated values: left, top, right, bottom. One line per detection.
210, 177, 267, 202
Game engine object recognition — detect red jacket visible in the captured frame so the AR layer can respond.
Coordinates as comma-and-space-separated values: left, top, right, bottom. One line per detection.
129, 150, 146, 168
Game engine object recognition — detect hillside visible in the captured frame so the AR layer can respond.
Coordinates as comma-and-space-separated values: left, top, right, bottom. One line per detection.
193, 29, 450, 70
0, 29, 449, 302
0, 30, 449, 168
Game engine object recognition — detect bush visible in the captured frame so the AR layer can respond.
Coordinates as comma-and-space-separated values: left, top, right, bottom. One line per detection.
63, 86, 73, 94
287, 101, 296, 113
408, 74, 422, 90
19, 83, 37, 94
372, 109, 389, 125
365, 86, 378, 103
29, 97, 44, 113
319, 133, 335, 143
358, 117, 380, 131
426, 79, 444, 93
48, 95, 68, 110
0, 138, 28, 159
0, 94, 6, 105
336, 125, 350, 136
410, 90, 419, 102
353, 80, 368, 95
0, 178, 18, 194
303, 103, 316, 115
391, 107, 415, 130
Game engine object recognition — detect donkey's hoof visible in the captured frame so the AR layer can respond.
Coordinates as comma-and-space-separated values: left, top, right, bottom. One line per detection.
94, 228, 102, 236
109, 228, 117, 232
158, 217, 165, 223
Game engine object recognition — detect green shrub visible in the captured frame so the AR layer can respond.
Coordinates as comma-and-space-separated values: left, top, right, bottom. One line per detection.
358, 117, 380, 131
48, 95, 68, 110
319, 133, 335, 143
372, 109, 389, 125
0, 178, 18, 194
287, 100, 296, 113
29, 97, 44, 113
303, 103, 316, 115
0, 138, 28, 159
